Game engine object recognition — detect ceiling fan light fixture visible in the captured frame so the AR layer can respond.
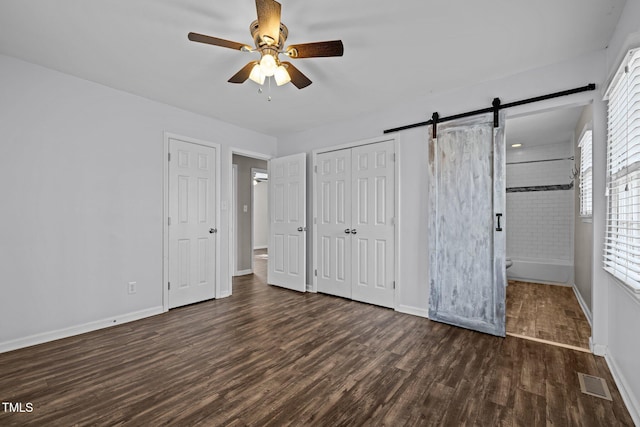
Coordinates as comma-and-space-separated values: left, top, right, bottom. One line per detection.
259, 52, 277, 76
249, 63, 266, 85
274, 65, 291, 86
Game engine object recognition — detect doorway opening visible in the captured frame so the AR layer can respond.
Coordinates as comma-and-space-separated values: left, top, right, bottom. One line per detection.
252, 168, 269, 281
231, 154, 269, 281
504, 103, 592, 351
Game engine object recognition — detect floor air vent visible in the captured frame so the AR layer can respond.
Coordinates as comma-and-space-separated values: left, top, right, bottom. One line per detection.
577, 373, 612, 400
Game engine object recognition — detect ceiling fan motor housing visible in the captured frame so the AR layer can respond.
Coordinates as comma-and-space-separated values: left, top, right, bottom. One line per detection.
250, 19, 288, 49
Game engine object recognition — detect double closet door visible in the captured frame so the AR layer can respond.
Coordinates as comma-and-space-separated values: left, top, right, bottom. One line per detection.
316, 140, 395, 308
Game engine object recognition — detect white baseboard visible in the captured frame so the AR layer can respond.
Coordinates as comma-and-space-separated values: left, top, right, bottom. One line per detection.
572, 283, 593, 327
253, 245, 268, 250
396, 304, 429, 318
235, 269, 253, 276
592, 341, 607, 357
0, 306, 164, 354
605, 352, 640, 426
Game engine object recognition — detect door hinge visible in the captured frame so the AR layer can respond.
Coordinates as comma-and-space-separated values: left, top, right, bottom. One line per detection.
168, 217, 171, 226
314, 165, 317, 173
392, 153, 396, 162
168, 282, 171, 290
393, 281, 396, 289
314, 217, 317, 225
314, 269, 317, 277
168, 152, 171, 162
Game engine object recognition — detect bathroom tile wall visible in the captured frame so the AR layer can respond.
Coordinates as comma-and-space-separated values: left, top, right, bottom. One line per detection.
506, 141, 575, 262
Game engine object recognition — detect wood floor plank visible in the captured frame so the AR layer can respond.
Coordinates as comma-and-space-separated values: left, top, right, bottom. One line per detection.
0, 253, 633, 426
506, 281, 591, 350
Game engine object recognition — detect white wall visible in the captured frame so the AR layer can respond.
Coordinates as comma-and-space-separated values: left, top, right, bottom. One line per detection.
574, 104, 594, 318
278, 49, 606, 317
0, 54, 276, 351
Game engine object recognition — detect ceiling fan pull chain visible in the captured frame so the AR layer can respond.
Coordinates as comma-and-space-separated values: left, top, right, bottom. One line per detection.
268, 76, 272, 102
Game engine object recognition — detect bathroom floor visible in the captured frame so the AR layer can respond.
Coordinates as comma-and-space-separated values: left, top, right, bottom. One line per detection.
506, 281, 591, 351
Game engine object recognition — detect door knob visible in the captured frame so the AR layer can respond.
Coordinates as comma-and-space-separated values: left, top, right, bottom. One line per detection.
351, 229, 357, 234
297, 227, 304, 232
209, 228, 217, 234
344, 229, 351, 234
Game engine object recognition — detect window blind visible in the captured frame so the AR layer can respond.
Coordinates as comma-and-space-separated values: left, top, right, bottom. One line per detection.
579, 129, 593, 217
604, 48, 640, 292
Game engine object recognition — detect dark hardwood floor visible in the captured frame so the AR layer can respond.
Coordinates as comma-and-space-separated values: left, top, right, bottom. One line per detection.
0, 254, 633, 426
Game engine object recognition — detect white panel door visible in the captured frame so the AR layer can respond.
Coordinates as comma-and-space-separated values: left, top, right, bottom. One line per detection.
268, 153, 306, 292
427, 114, 506, 337
316, 140, 395, 308
168, 138, 217, 309
316, 149, 352, 298
350, 141, 395, 308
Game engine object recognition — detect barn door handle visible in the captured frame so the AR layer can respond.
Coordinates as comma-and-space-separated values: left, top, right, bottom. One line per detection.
209, 228, 217, 234
495, 214, 502, 232
344, 229, 351, 234
351, 229, 357, 234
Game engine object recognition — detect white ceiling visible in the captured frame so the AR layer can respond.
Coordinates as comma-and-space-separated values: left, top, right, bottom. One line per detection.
0, 0, 625, 137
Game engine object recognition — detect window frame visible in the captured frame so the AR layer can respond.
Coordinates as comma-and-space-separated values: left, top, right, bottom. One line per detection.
603, 47, 640, 294
578, 127, 593, 218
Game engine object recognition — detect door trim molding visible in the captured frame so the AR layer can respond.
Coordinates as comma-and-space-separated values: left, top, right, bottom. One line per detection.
232, 164, 238, 276
163, 132, 221, 312
311, 135, 399, 310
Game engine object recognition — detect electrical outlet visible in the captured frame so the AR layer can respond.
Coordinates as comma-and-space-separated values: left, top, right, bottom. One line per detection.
128, 281, 137, 295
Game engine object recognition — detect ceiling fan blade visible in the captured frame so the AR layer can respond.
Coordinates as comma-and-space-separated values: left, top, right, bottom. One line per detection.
228, 61, 259, 84
188, 32, 250, 51
285, 40, 344, 58
281, 62, 312, 89
255, 0, 281, 45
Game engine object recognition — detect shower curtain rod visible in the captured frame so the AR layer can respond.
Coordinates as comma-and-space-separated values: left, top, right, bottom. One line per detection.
382, 83, 596, 137
506, 156, 574, 165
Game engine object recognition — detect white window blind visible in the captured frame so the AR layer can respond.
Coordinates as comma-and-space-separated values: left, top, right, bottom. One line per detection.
604, 48, 640, 293
579, 129, 593, 217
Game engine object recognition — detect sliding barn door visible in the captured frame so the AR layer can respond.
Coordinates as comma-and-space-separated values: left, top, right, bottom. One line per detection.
427, 114, 506, 336
268, 153, 306, 292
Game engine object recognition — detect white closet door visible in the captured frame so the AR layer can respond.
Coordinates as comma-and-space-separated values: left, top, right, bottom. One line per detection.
350, 141, 395, 308
316, 149, 352, 298
168, 139, 217, 309
268, 153, 306, 292
315, 140, 395, 308
427, 114, 506, 337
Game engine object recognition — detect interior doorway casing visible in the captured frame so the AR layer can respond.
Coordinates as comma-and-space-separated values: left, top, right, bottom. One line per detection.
232, 164, 238, 276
